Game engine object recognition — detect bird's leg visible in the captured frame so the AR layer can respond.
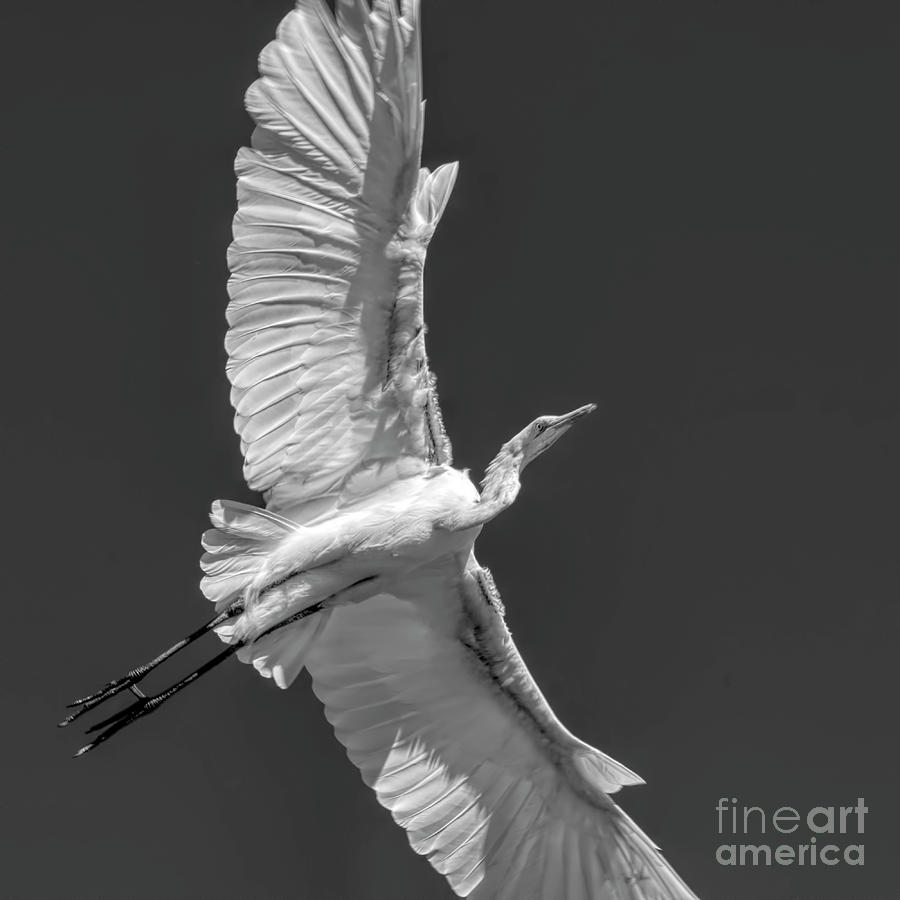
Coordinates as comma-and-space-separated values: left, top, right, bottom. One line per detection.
72, 641, 245, 757
59, 602, 244, 728
253, 574, 383, 643
67, 575, 384, 758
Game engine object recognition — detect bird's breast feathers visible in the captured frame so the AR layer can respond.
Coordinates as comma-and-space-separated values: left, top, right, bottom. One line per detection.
262, 465, 480, 580
345, 465, 482, 560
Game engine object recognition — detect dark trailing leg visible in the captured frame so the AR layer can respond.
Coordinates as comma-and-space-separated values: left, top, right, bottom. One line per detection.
59, 603, 243, 729
63, 575, 381, 757
73, 642, 245, 757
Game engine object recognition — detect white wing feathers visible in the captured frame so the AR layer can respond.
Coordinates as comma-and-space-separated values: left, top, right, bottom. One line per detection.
306, 555, 698, 900
228, 0, 453, 513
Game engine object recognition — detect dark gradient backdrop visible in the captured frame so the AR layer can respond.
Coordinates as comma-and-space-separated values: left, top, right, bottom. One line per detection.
2, 1, 898, 897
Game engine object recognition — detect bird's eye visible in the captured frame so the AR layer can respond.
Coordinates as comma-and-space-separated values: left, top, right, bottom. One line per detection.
535, 422, 546, 433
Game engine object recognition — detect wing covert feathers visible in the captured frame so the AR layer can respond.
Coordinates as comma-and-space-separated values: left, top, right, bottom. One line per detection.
228, 0, 454, 511
305, 559, 699, 899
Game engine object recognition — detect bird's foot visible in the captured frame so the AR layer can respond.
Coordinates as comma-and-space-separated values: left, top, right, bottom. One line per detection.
59, 666, 153, 728
71, 643, 242, 757
60, 602, 243, 733
60, 577, 382, 757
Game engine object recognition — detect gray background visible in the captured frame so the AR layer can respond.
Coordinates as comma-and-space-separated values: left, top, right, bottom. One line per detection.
2, 0, 898, 897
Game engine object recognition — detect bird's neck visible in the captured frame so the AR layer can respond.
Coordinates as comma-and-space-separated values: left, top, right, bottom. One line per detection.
436, 446, 522, 533
478, 445, 522, 516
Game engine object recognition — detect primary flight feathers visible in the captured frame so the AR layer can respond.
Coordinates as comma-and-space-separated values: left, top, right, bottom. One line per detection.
227, 0, 453, 516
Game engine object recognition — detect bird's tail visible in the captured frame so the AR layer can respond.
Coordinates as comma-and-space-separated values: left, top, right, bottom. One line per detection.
199, 499, 298, 610
199, 499, 334, 689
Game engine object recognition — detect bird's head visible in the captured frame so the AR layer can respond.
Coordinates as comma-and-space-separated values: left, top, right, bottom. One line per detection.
512, 403, 597, 470
480, 403, 597, 505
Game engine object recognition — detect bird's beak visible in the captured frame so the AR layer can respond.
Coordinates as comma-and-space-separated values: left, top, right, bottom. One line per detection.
520, 403, 597, 468
533, 403, 597, 456
547, 403, 597, 431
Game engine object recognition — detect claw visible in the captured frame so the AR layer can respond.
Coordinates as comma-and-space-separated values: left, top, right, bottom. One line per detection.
72, 643, 242, 756
61, 579, 378, 757
60, 604, 242, 729
59, 668, 152, 727
74, 696, 159, 757
68, 674, 139, 708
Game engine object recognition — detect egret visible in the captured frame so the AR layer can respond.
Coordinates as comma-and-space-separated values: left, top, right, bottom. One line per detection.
61, 2, 699, 897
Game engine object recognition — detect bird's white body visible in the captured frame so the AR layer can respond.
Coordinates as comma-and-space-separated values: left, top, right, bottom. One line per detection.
284, 462, 480, 566
211, 461, 483, 645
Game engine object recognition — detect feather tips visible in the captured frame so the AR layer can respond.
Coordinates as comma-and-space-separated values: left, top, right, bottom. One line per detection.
200, 499, 298, 609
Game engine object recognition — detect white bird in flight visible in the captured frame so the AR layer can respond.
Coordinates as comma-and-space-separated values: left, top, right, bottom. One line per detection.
62, 2, 699, 897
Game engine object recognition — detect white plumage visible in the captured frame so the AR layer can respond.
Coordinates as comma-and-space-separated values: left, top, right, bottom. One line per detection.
227, 0, 453, 514
64, 2, 699, 897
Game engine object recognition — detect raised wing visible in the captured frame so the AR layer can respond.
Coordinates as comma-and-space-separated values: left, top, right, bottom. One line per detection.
305, 555, 699, 900
228, 0, 454, 513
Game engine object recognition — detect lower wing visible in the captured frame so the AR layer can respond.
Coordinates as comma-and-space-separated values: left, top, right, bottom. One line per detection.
304, 555, 698, 899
